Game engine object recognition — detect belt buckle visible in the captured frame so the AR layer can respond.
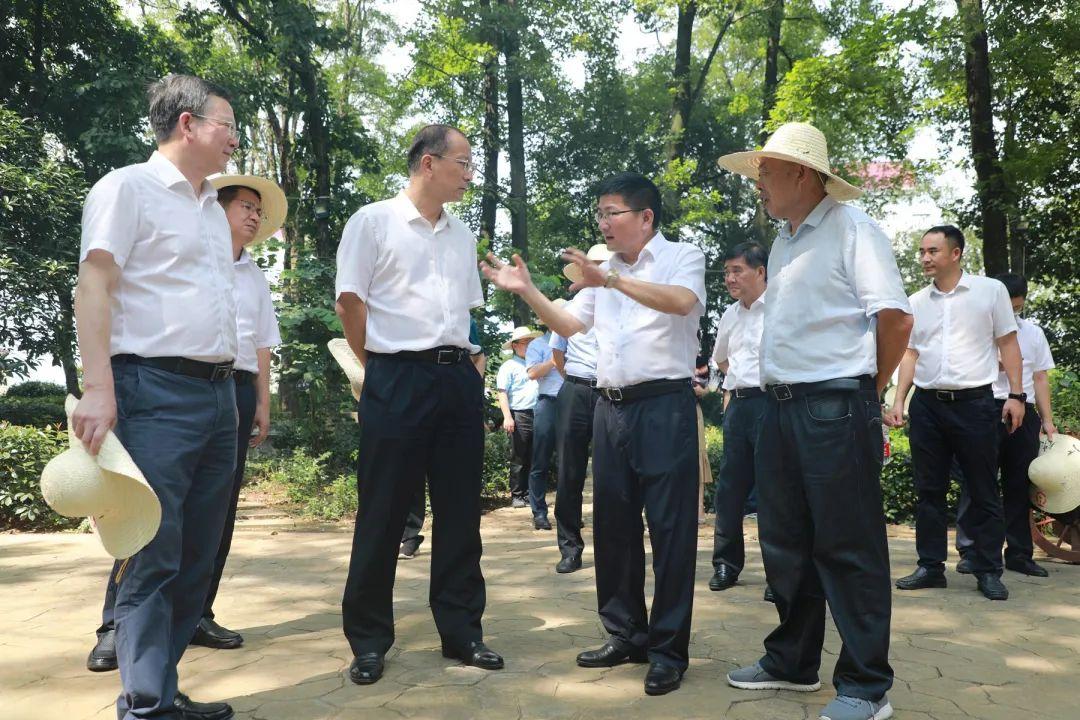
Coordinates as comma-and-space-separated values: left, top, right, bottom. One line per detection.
211, 364, 233, 382
771, 384, 793, 401
436, 348, 458, 365
606, 387, 623, 402
935, 390, 955, 402
589, 378, 598, 388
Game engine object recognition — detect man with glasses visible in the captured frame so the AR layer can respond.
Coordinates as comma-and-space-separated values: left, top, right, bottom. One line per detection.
482, 172, 706, 696
335, 124, 502, 686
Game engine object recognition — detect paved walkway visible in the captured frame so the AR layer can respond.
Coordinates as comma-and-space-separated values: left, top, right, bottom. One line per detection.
2, 491, 1078, 720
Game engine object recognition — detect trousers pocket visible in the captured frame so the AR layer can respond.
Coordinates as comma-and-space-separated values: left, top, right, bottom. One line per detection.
804, 392, 852, 422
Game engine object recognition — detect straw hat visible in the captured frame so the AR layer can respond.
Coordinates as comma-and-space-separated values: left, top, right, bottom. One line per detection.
552, 298, 568, 309
502, 326, 542, 351
39, 396, 161, 559
327, 338, 366, 401
563, 243, 615, 283
209, 174, 289, 242
1029, 435, 1080, 515
715, 122, 863, 202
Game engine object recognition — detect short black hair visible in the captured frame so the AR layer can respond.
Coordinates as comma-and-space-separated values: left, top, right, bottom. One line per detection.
217, 185, 262, 207
147, 74, 232, 143
924, 224, 966, 253
407, 124, 464, 174
595, 172, 662, 230
724, 242, 769, 272
994, 272, 1028, 299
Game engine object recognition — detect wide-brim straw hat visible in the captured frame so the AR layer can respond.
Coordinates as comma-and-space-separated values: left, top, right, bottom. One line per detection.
716, 122, 863, 202
209, 174, 289, 243
1029, 434, 1080, 514
327, 338, 366, 402
39, 396, 161, 559
502, 326, 542, 351
563, 243, 615, 283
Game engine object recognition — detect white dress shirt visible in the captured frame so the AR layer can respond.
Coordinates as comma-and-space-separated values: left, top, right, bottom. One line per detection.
233, 249, 282, 373
80, 151, 238, 362
760, 196, 910, 385
991, 316, 1054, 400
565, 233, 706, 388
550, 328, 599, 380
712, 296, 765, 390
909, 272, 1018, 390
335, 192, 483, 354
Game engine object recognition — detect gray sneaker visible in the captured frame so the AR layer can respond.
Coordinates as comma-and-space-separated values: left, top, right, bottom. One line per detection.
819, 695, 893, 720
511, 497, 527, 509
726, 662, 821, 692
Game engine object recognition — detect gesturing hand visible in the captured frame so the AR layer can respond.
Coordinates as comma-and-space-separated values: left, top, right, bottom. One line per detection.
479, 253, 534, 295
560, 248, 608, 292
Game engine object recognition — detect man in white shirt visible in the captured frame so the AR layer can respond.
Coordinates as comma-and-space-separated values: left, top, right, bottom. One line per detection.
715, 122, 913, 720
953, 273, 1057, 578
335, 124, 503, 685
888, 229, 1026, 602
708, 242, 771, 597
482, 172, 706, 696
496, 327, 542, 513
73, 74, 242, 720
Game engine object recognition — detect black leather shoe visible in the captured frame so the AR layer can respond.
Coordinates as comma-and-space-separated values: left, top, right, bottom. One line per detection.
173, 692, 233, 720
708, 565, 738, 591
442, 640, 504, 670
534, 516, 553, 530
349, 652, 385, 684
190, 617, 243, 649
1006, 557, 1048, 577
644, 662, 683, 696
956, 556, 973, 574
895, 567, 947, 590
975, 573, 1009, 600
556, 554, 582, 573
763, 584, 776, 603
576, 641, 648, 668
87, 628, 118, 672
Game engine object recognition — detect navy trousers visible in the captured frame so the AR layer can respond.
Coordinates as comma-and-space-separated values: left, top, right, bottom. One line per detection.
528, 394, 557, 518
554, 379, 598, 560
711, 393, 766, 574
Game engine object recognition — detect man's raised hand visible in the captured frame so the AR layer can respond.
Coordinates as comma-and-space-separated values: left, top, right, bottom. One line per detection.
560, 248, 607, 293
480, 253, 534, 295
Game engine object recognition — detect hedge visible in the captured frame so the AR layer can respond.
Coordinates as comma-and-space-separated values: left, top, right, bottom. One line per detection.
0, 422, 79, 530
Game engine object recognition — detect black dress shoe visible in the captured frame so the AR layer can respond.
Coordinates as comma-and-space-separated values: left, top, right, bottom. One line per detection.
708, 565, 738, 591
1006, 557, 1048, 577
555, 554, 582, 573
895, 567, 947, 590
442, 640, 504, 669
87, 628, 118, 672
349, 652, 385, 684
644, 662, 683, 696
576, 641, 648, 668
956, 556, 974, 574
763, 584, 776, 603
534, 516, 553, 530
173, 692, 234, 720
190, 616, 243, 650
975, 573, 1009, 600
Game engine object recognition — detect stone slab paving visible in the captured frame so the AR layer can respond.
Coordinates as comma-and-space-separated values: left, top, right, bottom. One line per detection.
2, 491, 1078, 720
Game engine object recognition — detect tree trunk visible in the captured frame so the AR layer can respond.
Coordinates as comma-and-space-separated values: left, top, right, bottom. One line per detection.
479, 0, 500, 250
55, 289, 80, 396
662, 1, 698, 240
754, 0, 784, 246
501, 0, 529, 326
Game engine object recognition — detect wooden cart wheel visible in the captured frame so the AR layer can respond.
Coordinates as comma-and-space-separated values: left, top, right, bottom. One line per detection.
1030, 509, 1080, 564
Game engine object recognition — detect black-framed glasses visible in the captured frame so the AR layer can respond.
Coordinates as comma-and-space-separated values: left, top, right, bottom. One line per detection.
594, 208, 642, 223
432, 154, 476, 173
192, 113, 240, 139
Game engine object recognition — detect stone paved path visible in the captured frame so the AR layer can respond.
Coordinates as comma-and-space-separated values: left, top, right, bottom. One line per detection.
2, 490, 1078, 720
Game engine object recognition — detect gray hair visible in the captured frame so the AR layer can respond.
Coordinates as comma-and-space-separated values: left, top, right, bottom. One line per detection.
406, 124, 463, 174
147, 74, 232, 143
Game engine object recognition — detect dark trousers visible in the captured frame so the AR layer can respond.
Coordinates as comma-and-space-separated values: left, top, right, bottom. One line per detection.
109, 362, 237, 720
756, 376, 893, 701
711, 393, 765, 573
529, 394, 557, 517
508, 409, 534, 501
956, 401, 1039, 563
592, 387, 699, 672
400, 483, 426, 550
99, 382, 256, 634
554, 379, 598, 559
909, 389, 1005, 574
342, 354, 486, 656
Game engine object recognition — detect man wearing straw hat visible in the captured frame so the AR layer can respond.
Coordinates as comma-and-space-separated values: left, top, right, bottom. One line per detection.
72, 74, 242, 720
715, 122, 913, 720
524, 324, 563, 531
335, 124, 504, 685
497, 326, 542, 515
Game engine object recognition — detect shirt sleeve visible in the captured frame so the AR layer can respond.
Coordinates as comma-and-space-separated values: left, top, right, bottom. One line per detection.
549, 332, 567, 352
335, 210, 377, 302
990, 282, 1019, 338
81, 170, 139, 267
565, 287, 596, 333
496, 362, 511, 391
711, 306, 732, 365
525, 337, 548, 370
666, 245, 707, 309
254, 272, 281, 349
847, 220, 912, 318
467, 259, 484, 309
1033, 325, 1055, 372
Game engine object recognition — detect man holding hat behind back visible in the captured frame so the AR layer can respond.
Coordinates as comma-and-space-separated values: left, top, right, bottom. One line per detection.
716, 122, 913, 720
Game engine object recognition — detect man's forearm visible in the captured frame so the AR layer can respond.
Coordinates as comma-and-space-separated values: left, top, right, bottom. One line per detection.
519, 286, 585, 338
893, 349, 918, 405
256, 347, 272, 407
998, 334, 1024, 393
1034, 372, 1053, 423
610, 275, 698, 316
335, 295, 368, 367
527, 358, 557, 381
875, 309, 913, 395
497, 391, 512, 418
74, 272, 115, 392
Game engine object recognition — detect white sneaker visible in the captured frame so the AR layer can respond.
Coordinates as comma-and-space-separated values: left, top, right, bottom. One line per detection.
819, 695, 893, 720
726, 662, 821, 692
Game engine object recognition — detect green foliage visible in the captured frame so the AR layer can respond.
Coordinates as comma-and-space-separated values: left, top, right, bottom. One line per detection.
5, 381, 67, 399
0, 422, 78, 530
1048, 368, 1080, 436
879, 427, 961, 526
481, 428, 512, 500
0, 397, 66, 427
702, 423, 723, 513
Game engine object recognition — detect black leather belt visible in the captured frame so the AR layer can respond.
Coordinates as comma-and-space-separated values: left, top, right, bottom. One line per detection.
733, 387, 765, 399
916, 385, 992, 402
372, 346, 467, 365
234, 370, 256, 386
767, 375, 874, 401
113, 354, 234, 382
599, 378, 691, 403
566, 375, 599, 388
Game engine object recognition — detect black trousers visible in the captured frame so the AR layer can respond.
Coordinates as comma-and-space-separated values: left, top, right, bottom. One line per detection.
341, 353, 486, 656
508, 409, 534, 501
554, 379, 598, 559
98, 380, 257, 634
956, 401, 1039, 563
400, 483, 427, 550
711, 393, 765, 573
592, 386, 699, 672
756, 376, 893, 701
909, 389, 1004, 574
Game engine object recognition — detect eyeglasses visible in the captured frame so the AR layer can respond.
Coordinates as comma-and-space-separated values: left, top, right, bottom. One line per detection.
433, 154, 476, 173
594, 208, 642, 223
192, 113, 241, 140
234, 199, 266, 222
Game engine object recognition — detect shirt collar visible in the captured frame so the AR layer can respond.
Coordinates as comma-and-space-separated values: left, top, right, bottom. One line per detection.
234, 247, 252, 267
147, 151, 218, 203
780, 195, 837, 241
929, 270, 971, 296
739, 293, 766, 312
613, 231, 666, 269
394, 191, 449, 232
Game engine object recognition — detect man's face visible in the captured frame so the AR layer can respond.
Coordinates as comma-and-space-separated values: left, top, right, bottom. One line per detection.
724, 257, 764, 300
224, 187, 263, 245
511, 339, 529, 358
429, 131, 475, 203
755, 158, 804, 220
189, 95, 239, 175
1011, 296, 1025, 316
918, 232, 961, 278
596, 193, 652, 254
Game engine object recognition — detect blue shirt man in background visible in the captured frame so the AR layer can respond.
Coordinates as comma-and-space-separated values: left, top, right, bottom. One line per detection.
525, 330, 564, 530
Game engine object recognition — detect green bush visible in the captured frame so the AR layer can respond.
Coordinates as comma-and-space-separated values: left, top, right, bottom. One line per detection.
879, 427, 960, 525
0, 422, 79, 530
702, 423, 723, 513
5, 381, 66, 398
0, 396, 66, 427
1049, 367, 1080, 435
481, 428, 511, 500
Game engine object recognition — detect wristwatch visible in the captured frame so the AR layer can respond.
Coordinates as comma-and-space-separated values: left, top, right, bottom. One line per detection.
1007, 392, 1027, 402
604, 268, 620, 288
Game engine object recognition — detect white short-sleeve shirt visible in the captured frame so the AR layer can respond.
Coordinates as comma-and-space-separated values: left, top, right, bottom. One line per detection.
908, 272, 1018, 390
233, 249, 281, 373
335, 192, 483, 354
80, 151, 238, 362
712, 296, 765, 390
564, 232, 706, 388
992, 316, 1054, 400
550, 328, 599, 380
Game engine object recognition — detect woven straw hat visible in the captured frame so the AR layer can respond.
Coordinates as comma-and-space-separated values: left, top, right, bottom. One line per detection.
209, 174, 289, 243
39, 396, 161, 559
563, 243, 615, 283
1029, 435, 1080, 515
327, 338, 366, 401
502, 326, 542, 351
716, 122, 863, 201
